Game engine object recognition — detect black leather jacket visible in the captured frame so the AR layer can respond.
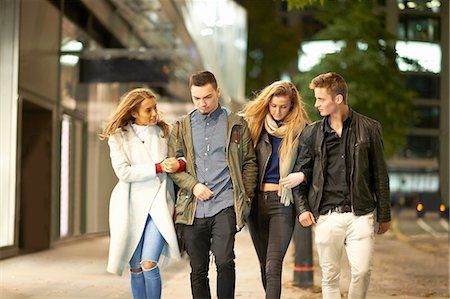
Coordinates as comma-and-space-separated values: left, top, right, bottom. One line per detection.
295, 110, 391, 222
256, 129, 302, 213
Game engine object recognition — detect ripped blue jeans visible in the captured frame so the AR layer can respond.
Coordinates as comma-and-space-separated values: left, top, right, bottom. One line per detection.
129, 215, 165, 299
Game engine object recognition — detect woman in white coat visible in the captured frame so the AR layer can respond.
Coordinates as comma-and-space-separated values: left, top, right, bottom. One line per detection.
100, 88, 183, 299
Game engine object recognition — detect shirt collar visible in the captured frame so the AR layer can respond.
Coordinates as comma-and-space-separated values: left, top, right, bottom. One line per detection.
197, 104, 222, 121
324, 110, 353, 134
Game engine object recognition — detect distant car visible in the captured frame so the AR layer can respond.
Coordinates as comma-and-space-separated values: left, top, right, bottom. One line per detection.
415, 192, 449, 220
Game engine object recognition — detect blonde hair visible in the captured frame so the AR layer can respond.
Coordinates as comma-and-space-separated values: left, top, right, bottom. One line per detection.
99, 88, 169, 140
240, 81, 310, 158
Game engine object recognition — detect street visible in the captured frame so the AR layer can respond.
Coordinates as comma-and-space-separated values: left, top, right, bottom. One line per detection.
393, 208, 448, 255
363, 209, 449, 298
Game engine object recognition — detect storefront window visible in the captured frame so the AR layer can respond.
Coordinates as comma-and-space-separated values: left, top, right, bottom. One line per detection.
58, 17, 96, 239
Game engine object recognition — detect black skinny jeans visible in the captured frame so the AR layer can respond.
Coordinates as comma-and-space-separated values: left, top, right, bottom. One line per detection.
183, 206, 237, 299
247, 191, 295, 299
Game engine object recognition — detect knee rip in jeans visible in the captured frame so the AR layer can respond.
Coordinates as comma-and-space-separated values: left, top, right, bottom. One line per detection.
130, 267, 142, 273
141, 260, 158, 271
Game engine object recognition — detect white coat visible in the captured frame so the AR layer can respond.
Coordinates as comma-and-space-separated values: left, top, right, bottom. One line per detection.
106, 124, 181, 275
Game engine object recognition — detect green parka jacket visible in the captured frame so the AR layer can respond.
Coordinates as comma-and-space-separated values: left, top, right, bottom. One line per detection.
167, 108, 258, 230
295, 109, 391, 223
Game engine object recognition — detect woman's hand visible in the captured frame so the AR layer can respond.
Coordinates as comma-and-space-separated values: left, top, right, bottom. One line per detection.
161, 157, 180, 173
279, 172, 305, 189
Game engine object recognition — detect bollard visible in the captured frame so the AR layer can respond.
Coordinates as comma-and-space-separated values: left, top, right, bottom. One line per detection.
293, 221, 313, 288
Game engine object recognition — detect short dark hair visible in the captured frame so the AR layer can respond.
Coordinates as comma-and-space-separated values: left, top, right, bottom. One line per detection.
189, 71, 218, 89
309, 72, 348, 103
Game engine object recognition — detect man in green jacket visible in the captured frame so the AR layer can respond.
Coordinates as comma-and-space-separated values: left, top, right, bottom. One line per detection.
168, 70, 258, 299
297, 72, 391, 299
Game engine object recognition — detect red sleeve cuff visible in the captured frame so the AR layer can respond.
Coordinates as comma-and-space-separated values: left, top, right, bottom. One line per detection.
176, 159, 186, 172
155, 163, 163, 173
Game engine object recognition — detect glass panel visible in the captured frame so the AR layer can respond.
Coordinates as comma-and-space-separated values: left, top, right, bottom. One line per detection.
413, 106, 440, 129
401, 135, 439, 158
396, 41, 441, 73
60, 115, 85, 239
398, 16, 440, 41
390, 172, 439, 192
60, 115, 71, 238
405, 74, 440, 99
0, 0, 19, 247
60, 16, 99, 114
182, 0, 247, 102
72, 119, 84, 236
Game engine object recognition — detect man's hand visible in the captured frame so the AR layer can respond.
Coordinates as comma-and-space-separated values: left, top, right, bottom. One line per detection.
377, 221, 391, 234
298, 211, 316, 227
161, 157, 180, 173
193, 183, 214, 201
279, 172, 305, 189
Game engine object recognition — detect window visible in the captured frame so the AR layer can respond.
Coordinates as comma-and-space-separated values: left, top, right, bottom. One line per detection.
413, 106, 440, 129
398, 15, 440, 41
405, 74, 440, 99
401, 135, 439, 158
390, 172, 439, 192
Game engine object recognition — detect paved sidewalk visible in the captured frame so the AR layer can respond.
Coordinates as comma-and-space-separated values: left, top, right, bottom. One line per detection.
1, 225, 448, 298
0, 229, 323, 299
163, 228, 322, 299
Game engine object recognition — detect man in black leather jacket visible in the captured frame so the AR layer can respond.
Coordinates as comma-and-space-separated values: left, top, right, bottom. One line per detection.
296, 72, 391, 299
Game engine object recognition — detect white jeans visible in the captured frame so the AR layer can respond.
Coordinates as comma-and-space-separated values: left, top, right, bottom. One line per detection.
314, 211, 375, 299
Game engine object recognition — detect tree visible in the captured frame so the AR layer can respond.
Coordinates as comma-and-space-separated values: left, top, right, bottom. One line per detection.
237, 0, 302, 97
283, 0, 328, 10
288, 0, 417, 157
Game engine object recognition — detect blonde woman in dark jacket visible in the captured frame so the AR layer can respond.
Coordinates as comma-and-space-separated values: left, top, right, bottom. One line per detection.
240, 81, 310, 299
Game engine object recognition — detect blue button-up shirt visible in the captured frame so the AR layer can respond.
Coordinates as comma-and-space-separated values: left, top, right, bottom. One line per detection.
191, 105, 234, 218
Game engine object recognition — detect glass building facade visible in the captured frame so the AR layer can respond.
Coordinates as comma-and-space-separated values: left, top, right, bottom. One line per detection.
0, 0, 247, 258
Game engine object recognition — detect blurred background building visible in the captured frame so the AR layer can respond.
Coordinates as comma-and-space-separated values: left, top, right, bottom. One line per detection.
270, 0, 449, 210
1, 0, 448, 259
0, 0, 248, 258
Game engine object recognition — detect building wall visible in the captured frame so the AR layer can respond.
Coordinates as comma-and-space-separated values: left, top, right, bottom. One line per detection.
0, 0, 20, 252
1, 0, 121, 257
19, 0, 60, 101
2, 0, 247, 258
389, 0, 447, 206
289, 0, 447, 205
